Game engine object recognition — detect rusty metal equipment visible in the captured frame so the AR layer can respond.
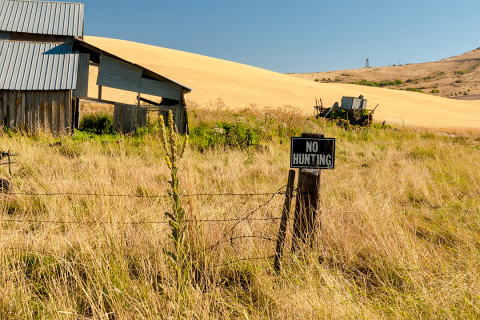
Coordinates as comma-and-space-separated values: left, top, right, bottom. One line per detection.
315, 95, 378, 126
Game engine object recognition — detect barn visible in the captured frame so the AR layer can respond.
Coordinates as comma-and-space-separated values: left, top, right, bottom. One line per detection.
0, 0, 192, 135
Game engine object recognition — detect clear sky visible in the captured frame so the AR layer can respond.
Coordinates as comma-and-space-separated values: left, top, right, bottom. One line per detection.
83, 0, 480, 74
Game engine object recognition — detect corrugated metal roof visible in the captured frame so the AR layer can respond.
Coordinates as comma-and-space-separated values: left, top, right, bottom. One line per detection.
140, 78, 182, 100
97, 54, 143, 92
75, 39, 193, 93
72, 52, 88, 97
0, 40, 79, 90
0, 0, 84, 37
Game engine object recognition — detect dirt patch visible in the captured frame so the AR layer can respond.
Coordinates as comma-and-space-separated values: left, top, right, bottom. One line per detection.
448, 94, 480, 100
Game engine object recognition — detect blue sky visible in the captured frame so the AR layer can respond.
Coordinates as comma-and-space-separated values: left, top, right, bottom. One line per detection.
83, 0, 480, 74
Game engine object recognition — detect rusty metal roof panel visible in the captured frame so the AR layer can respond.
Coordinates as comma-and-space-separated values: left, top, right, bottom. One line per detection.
0, 0, 84, 37
0, 40, 79, 90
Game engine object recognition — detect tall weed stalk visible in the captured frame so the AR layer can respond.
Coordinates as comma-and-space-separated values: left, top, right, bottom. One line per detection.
158, 111, 190, 294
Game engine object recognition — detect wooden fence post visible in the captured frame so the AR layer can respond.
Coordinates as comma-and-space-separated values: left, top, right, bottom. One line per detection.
274, 169, 296, 271
292, 132, 324, 253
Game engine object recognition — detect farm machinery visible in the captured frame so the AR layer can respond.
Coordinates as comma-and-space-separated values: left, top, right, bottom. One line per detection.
314, 95, 379, 126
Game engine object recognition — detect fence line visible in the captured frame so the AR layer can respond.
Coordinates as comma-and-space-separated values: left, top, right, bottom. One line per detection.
0, 216, 293, 225
1, 185, 293, 267
1, 190, 287, 198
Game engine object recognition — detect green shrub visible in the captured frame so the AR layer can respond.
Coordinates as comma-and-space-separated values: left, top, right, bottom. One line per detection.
349, 79, 403, 87
432, 89, 439, 93
406, 88, 424, 93
79, 112, 113, 135
455, 70, 470, 75
455, 80, 463, 83
315, 79, 319, 82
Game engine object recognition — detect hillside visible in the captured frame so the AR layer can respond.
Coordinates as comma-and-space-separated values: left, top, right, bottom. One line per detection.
84, 36, 480, 129
289, 48, 480, 100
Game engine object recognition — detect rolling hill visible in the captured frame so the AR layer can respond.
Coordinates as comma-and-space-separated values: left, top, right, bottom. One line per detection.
289, 48, 480, 100
84, 36, 480, 130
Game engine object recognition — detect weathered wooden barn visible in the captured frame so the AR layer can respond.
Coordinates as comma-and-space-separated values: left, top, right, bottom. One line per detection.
0, 0, 192, 135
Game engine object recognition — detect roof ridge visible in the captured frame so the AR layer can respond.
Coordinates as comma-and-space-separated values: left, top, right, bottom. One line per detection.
0, 0, 83, 5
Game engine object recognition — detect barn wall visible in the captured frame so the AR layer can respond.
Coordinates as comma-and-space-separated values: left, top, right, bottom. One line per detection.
0, 89, 74, 136
73, 53, 90, 98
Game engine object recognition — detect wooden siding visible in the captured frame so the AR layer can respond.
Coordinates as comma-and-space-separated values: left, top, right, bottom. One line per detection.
0, 89, 74, 136
113, 103, 147, 133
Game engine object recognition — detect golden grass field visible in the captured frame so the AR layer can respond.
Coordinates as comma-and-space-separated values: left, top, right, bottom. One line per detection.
84, 36, 480, 130
1, 36, 479, 318
1, 106, 479, 318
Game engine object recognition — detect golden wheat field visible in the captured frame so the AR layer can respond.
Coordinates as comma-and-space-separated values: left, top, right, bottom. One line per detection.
84, 36, 480, 130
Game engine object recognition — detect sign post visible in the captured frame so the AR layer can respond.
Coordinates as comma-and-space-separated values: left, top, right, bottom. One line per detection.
291, 133, 335, 253
274, 132, 335, 270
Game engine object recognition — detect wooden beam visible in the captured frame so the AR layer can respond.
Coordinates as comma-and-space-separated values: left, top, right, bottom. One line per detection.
139, 97, 161, 106
98, 85, 102, 100
79, 97, 116, 105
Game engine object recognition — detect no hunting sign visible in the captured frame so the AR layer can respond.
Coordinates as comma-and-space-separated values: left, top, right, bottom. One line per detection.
290, 137, 335, 169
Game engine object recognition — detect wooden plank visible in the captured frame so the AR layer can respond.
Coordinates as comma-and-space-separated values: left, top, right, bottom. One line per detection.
65, 90, 72, 135
274, 169, 296, 271
113, 104, 119, 133
69, 91, 73, 133
75, 98, 81, 129
21, 92, 25, 131
28, 91, 33, 134
46, 91, 53, 135
15, 92, 22, 131
179, 107, 186, 134
138, 107, 147, 128
2, 91, 7, 117
116, 105, 123, 133
124, 105, 128, 132
25, 91, 31, 134
139, 96, 161, 106
98, 85, 102, 100
9, 91, 16, 130
51, 91, 58, 136
79, 97, 116, 105
131, 105, 136, 132
43, 91, 48, 133
127, 105, 132, 132
0, 91, 3, 128
59, 91, 65, 135
174, 105, 181, 132
34, 91, 40, 134
38, 91, 44, 133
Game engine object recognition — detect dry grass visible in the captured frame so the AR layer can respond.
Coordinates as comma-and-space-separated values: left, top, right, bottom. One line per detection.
83, 36, 480, 130
0, 104, 479, 318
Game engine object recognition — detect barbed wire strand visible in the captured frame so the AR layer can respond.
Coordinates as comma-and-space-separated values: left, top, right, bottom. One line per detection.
0, 216, 293, 225
1, 190, 286, 198
200, 186, 284, 254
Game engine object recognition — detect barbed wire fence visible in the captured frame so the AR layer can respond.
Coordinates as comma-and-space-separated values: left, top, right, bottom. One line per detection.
0, 186, 296, 266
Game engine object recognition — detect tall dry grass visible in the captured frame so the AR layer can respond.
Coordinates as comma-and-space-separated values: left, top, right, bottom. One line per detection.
0, 103, 479, 318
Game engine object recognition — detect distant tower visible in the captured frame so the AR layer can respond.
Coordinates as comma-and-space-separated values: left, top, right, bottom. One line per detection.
365, 58, 370, 68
